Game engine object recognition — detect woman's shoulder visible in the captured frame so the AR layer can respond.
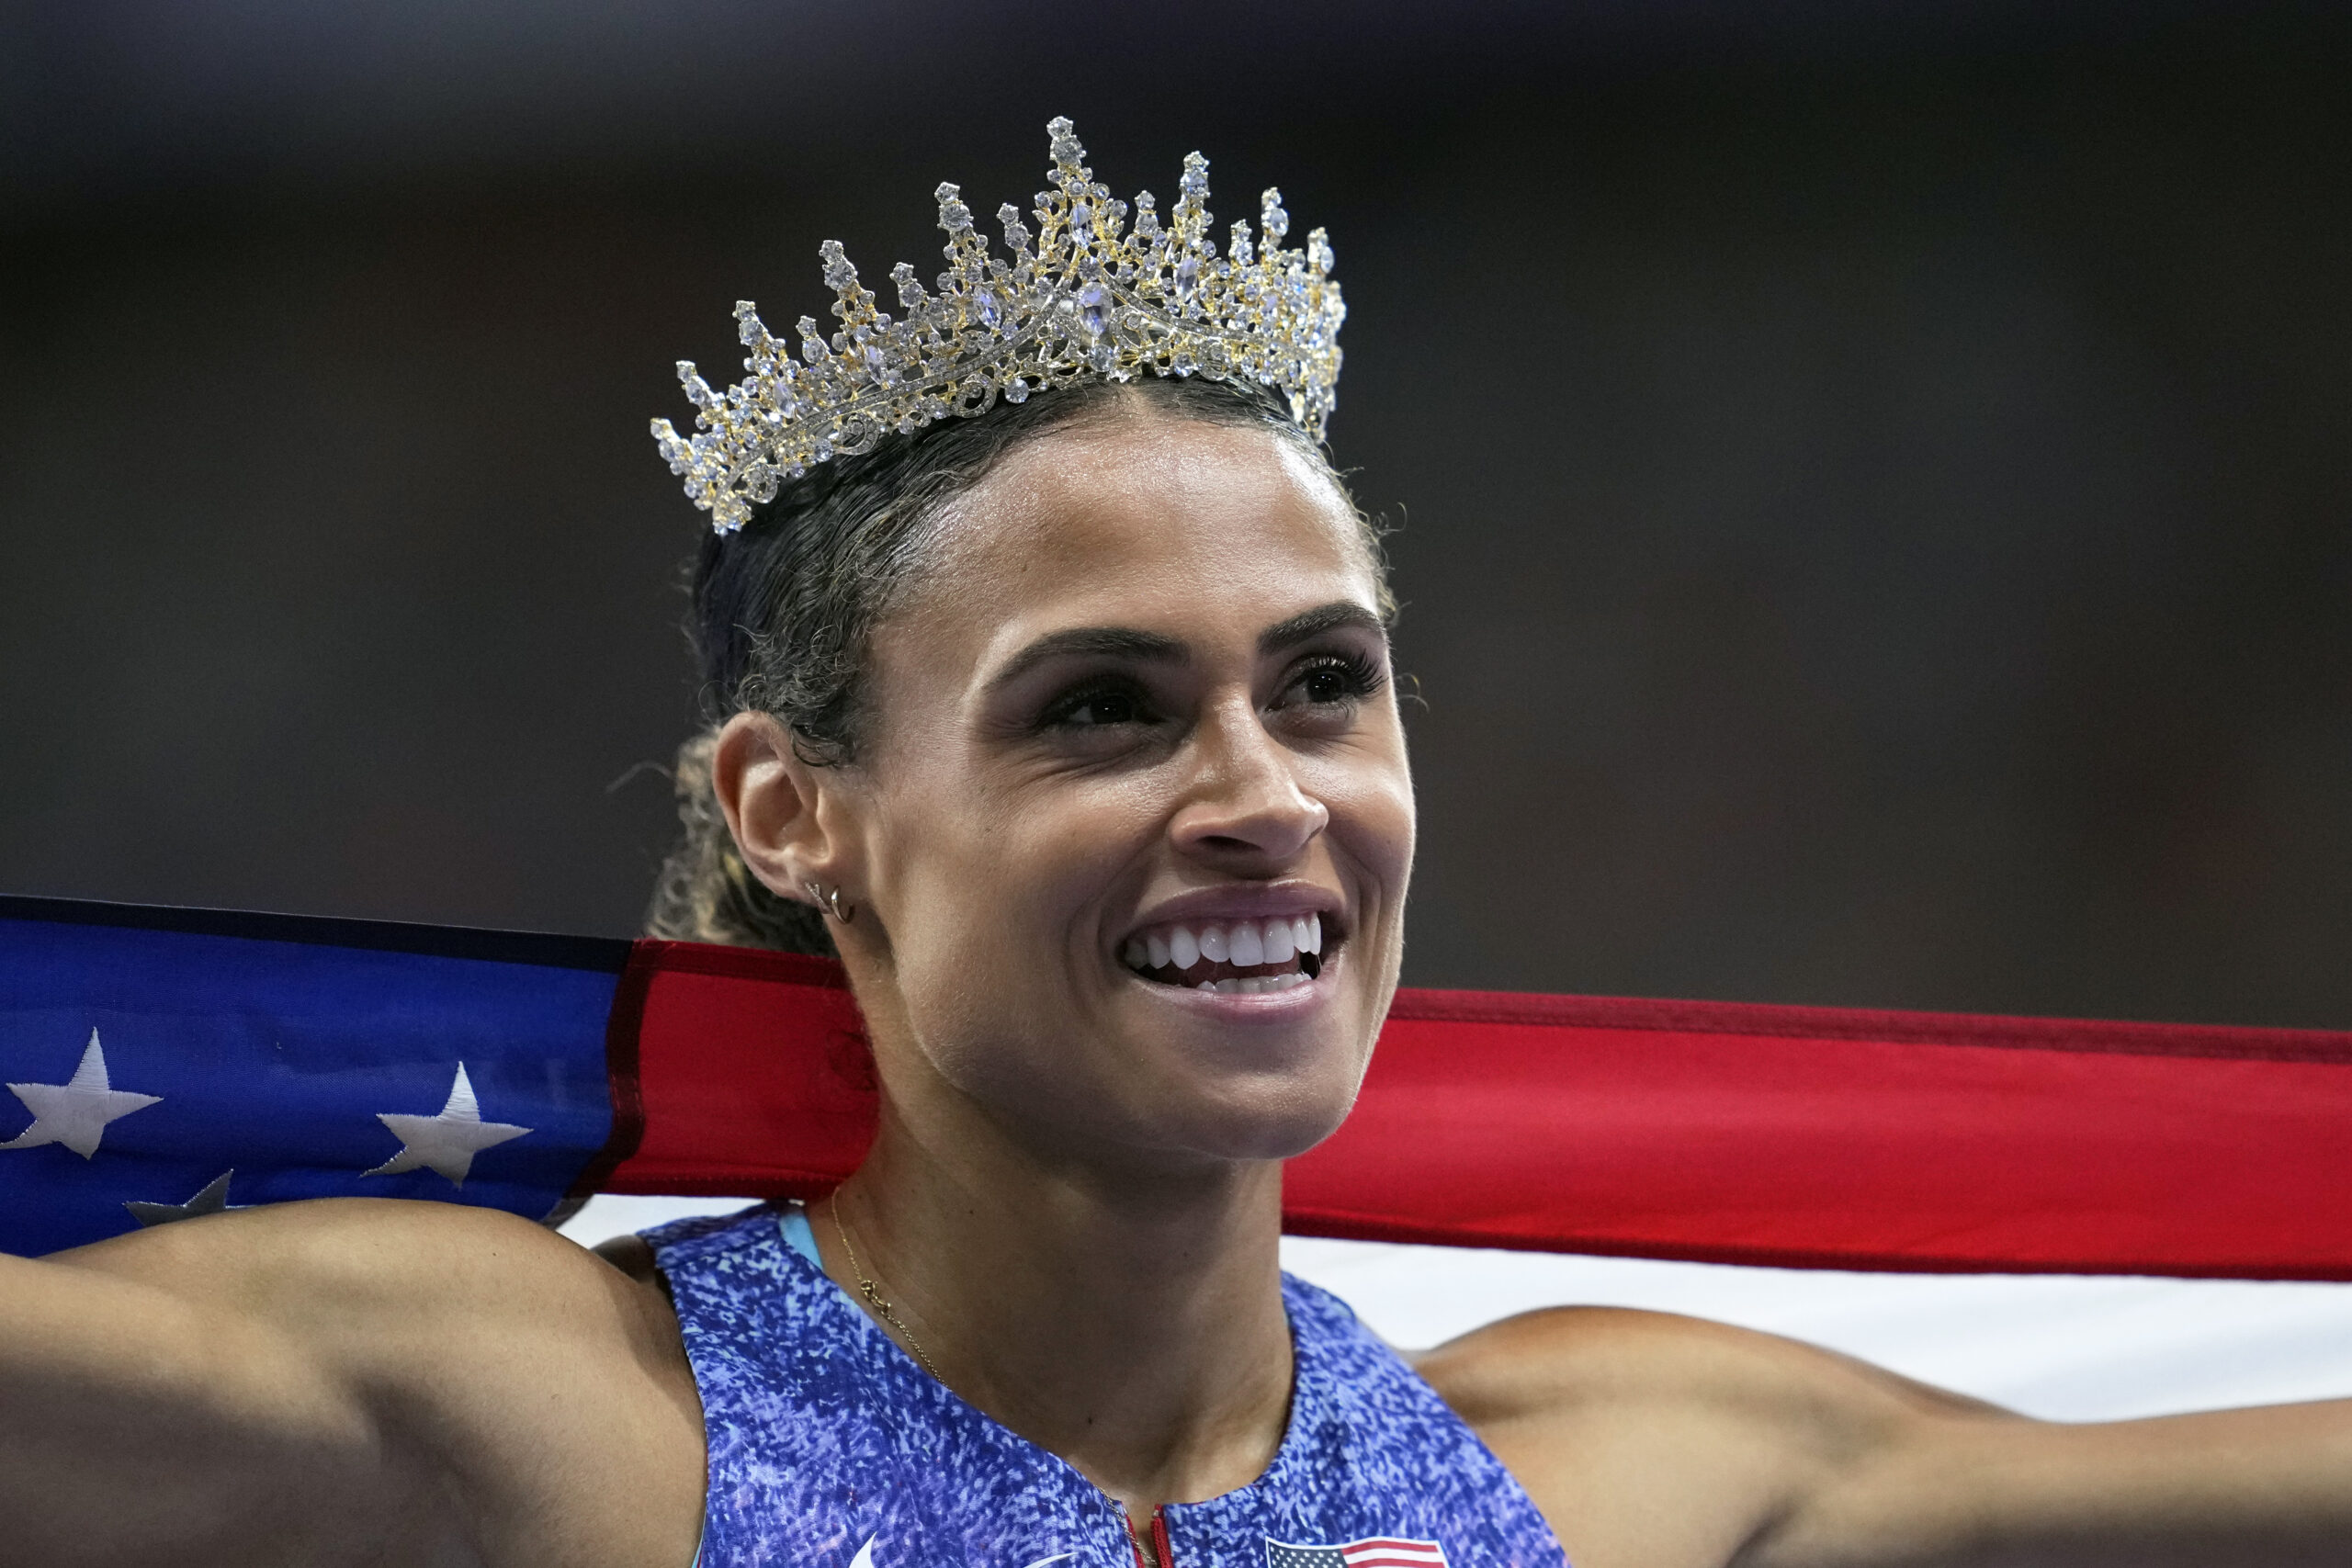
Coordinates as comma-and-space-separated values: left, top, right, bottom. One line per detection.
65, 1195, 661, 1329
1415, 1302, 1996, 1431
41, 1196, 707, 1567
62, 1196, 699, 1443
1413, 1304, 2009, 1568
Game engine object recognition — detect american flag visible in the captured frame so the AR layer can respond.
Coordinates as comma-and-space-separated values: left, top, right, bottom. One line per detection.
1264, 1538, 1450, 1568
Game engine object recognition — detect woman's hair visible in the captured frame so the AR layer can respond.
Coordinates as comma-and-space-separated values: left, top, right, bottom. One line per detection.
644, 374, 1390, 955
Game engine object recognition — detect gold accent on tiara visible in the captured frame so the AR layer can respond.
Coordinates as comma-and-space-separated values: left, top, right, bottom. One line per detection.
651, 117, 1345, 534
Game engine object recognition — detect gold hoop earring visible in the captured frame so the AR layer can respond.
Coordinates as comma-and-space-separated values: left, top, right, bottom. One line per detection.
803, 880, 854, 923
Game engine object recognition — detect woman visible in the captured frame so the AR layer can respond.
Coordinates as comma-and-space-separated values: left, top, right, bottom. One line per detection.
4, 121, 2349, 1568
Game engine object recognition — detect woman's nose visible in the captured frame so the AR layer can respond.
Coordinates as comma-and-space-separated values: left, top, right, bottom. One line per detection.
1169, 700, 1330, 864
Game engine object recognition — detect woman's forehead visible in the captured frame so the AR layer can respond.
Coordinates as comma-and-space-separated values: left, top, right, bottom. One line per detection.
899, 418, 1377, 659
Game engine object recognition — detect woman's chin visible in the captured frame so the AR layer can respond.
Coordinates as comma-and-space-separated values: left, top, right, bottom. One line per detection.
1087, 964, 1381, 1161
1114, 1042, 1371, 1165
1178, 1097, 1358, 1164
907, 957, 1384, 1170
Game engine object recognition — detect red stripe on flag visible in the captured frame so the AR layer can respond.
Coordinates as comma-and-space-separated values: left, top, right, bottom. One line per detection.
1340, 1539, 1449, 1568
1290, 991, 2352, 1278
603, 941, 873, 1198
607, 944, 2352, 1279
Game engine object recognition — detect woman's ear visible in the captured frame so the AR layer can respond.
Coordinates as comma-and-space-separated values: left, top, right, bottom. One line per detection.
709, 712, 858, 907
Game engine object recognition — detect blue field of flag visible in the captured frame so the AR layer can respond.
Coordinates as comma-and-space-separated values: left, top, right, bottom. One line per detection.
0, 898, 627, 1256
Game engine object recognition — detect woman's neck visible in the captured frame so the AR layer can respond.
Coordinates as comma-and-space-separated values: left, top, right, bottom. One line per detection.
815, 1090, 1295, 1517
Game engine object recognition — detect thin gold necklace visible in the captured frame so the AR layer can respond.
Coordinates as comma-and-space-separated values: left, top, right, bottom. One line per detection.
831, 1196, 1163, 1564
828, 1194, 944, 1382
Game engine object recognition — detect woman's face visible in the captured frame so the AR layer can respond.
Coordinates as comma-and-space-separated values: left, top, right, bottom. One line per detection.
837, 410, 1414, 1171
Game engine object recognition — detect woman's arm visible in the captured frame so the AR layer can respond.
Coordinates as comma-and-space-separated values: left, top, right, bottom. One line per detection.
1769, 1391, 2352, 1568
1429, 1304, 2352, 1568
0, 1199, 705, 1568
0, 1239, 424, 1565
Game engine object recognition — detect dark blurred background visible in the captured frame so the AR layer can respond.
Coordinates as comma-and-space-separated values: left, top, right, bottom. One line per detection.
3, 2, 2346, 1027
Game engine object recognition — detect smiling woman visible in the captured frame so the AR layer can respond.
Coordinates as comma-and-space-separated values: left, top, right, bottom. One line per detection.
4, 118, 2352, 1568
635, 376, 1443, 1562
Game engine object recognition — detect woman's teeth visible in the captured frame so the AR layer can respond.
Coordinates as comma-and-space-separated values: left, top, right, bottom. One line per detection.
1197, 972, 1310, 995
1121, 915, 1326, 993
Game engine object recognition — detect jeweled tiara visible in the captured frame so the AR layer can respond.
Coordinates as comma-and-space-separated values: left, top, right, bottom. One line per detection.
651, 117, 1345, 533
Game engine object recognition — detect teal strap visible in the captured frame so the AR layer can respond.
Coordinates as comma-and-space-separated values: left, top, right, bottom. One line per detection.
778, 1202, 821, 1267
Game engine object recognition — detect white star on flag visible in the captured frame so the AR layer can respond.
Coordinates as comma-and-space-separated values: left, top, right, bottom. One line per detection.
364, 1062, 530, 1187
1, 1029, 163, 1158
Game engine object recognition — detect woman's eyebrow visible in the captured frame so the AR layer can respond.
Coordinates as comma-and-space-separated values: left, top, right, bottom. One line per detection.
1259, 602, 1387, 653
985, 604, 1382, 692
987, 626, 1190, 690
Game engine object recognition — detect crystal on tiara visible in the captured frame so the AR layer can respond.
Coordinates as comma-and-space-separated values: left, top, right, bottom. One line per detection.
650, 117, 1346, 533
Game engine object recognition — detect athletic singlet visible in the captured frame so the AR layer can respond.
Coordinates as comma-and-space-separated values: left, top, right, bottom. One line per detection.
647, 1203, 1571, 1568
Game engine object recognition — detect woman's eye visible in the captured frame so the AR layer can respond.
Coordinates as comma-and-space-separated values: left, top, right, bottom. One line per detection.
1046, 685, 1153, 728
1070, 694, 1136, 725
1300, 665, 1353, 705
1284, 653, 1385, 709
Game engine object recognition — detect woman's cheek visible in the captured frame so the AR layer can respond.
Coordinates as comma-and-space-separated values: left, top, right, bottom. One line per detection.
1330, 776, 1416, 897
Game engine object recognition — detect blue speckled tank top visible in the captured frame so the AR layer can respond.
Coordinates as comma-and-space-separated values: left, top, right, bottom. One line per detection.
647, 1204, 1569, 1568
